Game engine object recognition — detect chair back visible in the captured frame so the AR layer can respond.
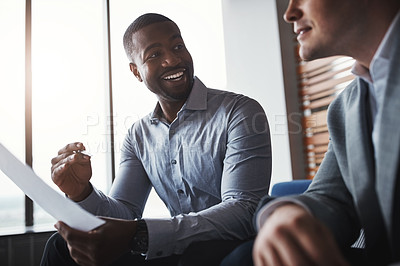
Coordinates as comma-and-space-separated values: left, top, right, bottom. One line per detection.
270, 179, 312, 197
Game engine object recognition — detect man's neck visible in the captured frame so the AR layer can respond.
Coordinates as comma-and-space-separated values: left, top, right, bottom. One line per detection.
352, 4, 400, 69
158, 100, 186, 124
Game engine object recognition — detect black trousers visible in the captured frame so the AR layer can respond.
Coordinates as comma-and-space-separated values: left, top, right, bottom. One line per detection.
40, 233, 245, 266
220, 239, 254, 266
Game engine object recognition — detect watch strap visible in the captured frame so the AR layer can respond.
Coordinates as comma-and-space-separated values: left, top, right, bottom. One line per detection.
130, 219, 148, 255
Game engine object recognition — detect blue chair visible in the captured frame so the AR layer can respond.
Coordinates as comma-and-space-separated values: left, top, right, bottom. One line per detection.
270, 179, 312, 197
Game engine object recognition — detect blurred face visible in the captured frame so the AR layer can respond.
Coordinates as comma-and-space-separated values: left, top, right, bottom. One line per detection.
129, 21, 194, 103
284, 0, 361, 61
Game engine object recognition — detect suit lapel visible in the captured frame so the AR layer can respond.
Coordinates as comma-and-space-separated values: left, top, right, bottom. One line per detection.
375, 49, 400, 243
346, 79, 391, 259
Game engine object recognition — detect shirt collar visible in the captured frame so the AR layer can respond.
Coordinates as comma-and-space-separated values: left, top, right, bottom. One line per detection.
352, 10, 400, 84
149, 76, 207, 123
184, 76, 208, 111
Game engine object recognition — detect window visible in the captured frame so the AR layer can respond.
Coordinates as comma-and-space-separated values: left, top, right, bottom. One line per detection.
0, 0, 27, 231
30, 0, 112, 226
0, 0, 226, 232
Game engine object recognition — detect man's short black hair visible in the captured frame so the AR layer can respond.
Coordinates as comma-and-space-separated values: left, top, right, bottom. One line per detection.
123, 13, 176, 62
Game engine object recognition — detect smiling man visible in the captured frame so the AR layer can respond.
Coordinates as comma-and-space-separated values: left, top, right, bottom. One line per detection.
249, 0, 400, 266
40, 13, 271, 266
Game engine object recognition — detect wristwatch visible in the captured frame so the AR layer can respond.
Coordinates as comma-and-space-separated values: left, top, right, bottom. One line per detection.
130, 219, 148, 255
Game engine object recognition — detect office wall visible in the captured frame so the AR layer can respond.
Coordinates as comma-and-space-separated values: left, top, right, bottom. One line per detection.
221, 0, 294, 187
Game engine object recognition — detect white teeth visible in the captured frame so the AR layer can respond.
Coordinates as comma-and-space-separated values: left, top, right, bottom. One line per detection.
300, 29, 308, 34
298, 28, 311, 35
164, 71, 184, 80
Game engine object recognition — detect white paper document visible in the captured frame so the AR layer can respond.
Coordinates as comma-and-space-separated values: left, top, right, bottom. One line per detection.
0, 143, 105, 231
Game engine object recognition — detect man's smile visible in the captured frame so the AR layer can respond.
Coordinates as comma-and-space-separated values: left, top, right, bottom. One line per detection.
295, 24, 312, 42
163, 70, 185, 81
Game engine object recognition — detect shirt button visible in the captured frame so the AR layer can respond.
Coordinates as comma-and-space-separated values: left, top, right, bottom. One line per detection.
171, 159, 177, 164
177, 189, 184, 194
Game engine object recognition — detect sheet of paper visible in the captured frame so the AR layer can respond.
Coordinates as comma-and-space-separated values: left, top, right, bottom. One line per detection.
0, 143, 105, 231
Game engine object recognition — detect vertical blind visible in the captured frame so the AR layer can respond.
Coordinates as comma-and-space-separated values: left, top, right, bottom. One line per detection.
297, 48, 355, 179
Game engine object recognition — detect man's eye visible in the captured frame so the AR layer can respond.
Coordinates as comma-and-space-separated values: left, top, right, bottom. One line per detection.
147, 52, 159, 60
174, 44, 184, 50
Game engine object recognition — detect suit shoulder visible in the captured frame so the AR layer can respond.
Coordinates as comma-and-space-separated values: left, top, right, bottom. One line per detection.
329, 78, 359, 110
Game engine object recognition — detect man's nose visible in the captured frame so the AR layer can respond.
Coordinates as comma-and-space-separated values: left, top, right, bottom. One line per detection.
162, 51, 180, 67
283, 0, 302, 23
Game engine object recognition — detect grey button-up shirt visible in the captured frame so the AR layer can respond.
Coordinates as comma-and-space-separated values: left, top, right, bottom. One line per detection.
79, 77, 272, 259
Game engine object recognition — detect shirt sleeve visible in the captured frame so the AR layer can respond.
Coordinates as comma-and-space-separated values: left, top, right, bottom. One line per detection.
144, 97, 272, 259
255, 198, 313, 230
78, 128, 152, 220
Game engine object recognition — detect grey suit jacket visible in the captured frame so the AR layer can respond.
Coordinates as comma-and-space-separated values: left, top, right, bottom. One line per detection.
257, 25, 400, 265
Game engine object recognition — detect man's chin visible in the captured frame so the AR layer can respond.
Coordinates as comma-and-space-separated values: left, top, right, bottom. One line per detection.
299, 47, 315, 61
299, 46, 333, 62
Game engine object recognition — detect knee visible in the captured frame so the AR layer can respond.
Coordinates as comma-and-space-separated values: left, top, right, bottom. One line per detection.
45, 232, 66, 251
40, 233, 70, 266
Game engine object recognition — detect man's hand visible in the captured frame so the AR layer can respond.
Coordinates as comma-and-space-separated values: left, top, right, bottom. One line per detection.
55, 217, 137, 266
51, 142, 92, 201
253, 204, 350, 266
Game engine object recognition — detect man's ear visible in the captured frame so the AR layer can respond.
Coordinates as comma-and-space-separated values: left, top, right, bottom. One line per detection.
129, 63, 143, 82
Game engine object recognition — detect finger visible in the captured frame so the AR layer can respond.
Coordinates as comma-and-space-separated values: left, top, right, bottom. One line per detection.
74, 151, 92, 161
52, 153, 90, 173
269, 244, 285, 266
52, 143, 90, 174
51, 142, 89, 166
51, 150, 79, 172
253, 239, 283, 266
273, 227, 316, 266
295, 222, 349, 266
55, 221, 75, 241
51, 150, 74, 167
253, 252, 263, 266
51, 154, 77, 180
256, 222, 313, 266
51, 164, 67, 183
55, 221, 95, 253
68, 242, 93, 266
61, 225, 104, 266
55, 221, 86, 243
58, 142, 86, 155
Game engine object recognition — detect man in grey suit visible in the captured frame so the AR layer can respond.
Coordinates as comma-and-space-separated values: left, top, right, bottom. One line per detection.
252, 0, 400, 265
